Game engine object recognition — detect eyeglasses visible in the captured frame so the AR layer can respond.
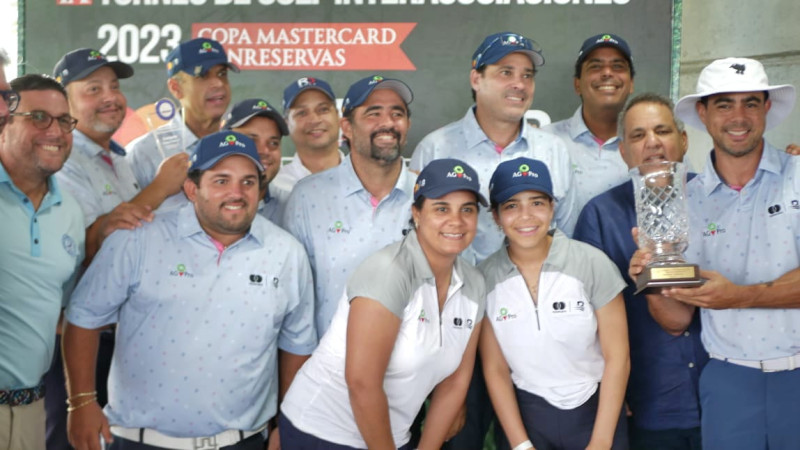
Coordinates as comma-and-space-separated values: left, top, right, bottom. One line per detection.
0, 89, 19, 112
10, 110, 78, 133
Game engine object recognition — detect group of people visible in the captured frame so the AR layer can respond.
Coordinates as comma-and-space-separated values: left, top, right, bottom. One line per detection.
0, 25, 798, 450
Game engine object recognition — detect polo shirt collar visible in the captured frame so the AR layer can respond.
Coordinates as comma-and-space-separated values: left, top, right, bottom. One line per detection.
461, 106, 526, 150
340, 153, 414, 198
0, 159, 63, 207
176, 202, 262, 246
73, 130, 127, 158
405, 229, 465, 289
698, 140, 781, 197
494, 229, 568, 276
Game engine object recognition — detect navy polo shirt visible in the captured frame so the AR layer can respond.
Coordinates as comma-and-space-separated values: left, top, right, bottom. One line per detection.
574, 178, 708, 431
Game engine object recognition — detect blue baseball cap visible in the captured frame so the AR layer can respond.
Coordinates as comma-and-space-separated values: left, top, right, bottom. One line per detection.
282, 77, 336, 113
414, 159, 488, 207
166, 38, 239, 78
489, 157, 554, 205
576, 33, 632, 69
53, 48, 134, 86
223, 98, 288, 136
472, 32, 544, 70
341, 75, 413, 116
189, 131, 263, 173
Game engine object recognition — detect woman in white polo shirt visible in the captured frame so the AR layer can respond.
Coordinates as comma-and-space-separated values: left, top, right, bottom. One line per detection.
280, 158, 487, 450
480, 157, 630, 450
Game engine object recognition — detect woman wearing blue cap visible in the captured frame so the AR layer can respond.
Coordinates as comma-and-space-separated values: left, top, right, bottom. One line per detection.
479, 157, 629, 450
279, 159, 487, 449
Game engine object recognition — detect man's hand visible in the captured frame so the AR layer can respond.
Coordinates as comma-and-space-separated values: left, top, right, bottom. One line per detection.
99, 202, 154, 239
266, 427, 280, 450
662, 270, 748, 309
786, 143, 800, 155
67, 401, 112, 450
152, 152, 190, 197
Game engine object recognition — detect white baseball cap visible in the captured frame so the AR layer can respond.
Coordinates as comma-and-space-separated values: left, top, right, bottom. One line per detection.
674, 57, 795, 131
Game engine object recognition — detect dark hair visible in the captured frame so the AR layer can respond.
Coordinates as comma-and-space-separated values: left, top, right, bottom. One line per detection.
490, 195, 552, 213
573, 46, 635, 79
617, 92, 684, 139
698, 90, 769, 107
470, 65, 488, 102
186, 168, 266, 189
10, 74, 68, 99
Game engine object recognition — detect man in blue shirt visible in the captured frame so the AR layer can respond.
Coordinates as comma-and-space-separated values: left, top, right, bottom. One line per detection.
63, 131, 316, 450
282, 75, 415, 339
575, 93, 707, 450
0, 74, 85, 450
544, 33, 635, 215
632, 58, 800, 450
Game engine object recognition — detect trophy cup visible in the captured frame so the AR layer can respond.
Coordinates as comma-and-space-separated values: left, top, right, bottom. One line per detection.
146, 98, 184, 160
631, 161, 703, 294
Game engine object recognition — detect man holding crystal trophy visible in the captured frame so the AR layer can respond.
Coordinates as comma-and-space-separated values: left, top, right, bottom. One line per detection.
629, 58, 800, 450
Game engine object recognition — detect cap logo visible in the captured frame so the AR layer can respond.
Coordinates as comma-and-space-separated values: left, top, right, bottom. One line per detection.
297, 77, 317, 87
255, 100, 269, 110
87, 50, 105, 61
730, 63, 746, 75
368, 75, 384, 85
220, 134, 247, 148
447, 165, 473, 181
501, 34, 524, 47
199, 41, 220, 54
597, 34, 619, 45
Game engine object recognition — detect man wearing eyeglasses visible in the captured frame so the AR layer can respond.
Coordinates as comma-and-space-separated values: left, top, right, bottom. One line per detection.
0, 74, 85, 450
0, 49, 18, 133
408, 32, 577, 449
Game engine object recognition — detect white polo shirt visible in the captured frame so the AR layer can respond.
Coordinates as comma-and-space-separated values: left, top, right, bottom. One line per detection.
281, 230, 486, 448
479, 230, 625, 409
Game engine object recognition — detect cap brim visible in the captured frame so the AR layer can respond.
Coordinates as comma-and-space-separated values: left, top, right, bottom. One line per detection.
675, 84, 796, 131
285, 85, 336, 113
421, 185, 488, 207
192, 152, 264, 173
373, 80, 414, 105
481, 49, 545, 68
491, 184, 554, 206
225, 110, 289, 136
69, 60, 134, 84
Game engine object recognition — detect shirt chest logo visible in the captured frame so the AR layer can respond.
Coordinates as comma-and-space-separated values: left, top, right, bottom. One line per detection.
328, 220, 352, 235
169, 263, 195, 278
702, 222, 727, 237
101, 183, 115, 196
418, 308, 430, 324
495, 307, 518, 322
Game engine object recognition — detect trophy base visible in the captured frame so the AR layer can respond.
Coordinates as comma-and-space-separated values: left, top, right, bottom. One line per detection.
634, 263, 705, 295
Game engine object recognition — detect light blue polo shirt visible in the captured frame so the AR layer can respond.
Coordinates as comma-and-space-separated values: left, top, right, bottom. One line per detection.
282, 155, 414, 338
544, 107, 628, 215
56, 130, 141, 225
686, 143, 800, 361
66, 204, 316, 437
409, 107, 578, 263
0, 163, 85, 389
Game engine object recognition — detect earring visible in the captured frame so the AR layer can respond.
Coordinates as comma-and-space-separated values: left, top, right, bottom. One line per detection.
414, 221, 419, 228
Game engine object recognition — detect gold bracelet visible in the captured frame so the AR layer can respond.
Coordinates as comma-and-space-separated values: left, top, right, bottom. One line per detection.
66, 391, 97, 404
66, 397, 96, 412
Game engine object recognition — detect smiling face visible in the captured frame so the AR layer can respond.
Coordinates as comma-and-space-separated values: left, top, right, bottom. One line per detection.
471, 52, 535, 124
184, 154, 260, 246
341, 88, 409, 167
494, 190, 553, 252
67, 66, 127, 140
696, 91, 769, 158
0, 89, 73, 184
233, 116, 282, 184
574, 47, 633, 114
412, 190, 479, 262
286, 89, 340, 154
170, 64, 231, 125
620, 101, 688, 168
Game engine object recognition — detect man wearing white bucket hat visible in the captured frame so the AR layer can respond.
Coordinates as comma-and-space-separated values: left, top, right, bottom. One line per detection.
631, 57, 800, 450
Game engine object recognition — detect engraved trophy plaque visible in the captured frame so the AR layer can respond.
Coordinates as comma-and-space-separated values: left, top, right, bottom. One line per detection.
632, 161, 703, 294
